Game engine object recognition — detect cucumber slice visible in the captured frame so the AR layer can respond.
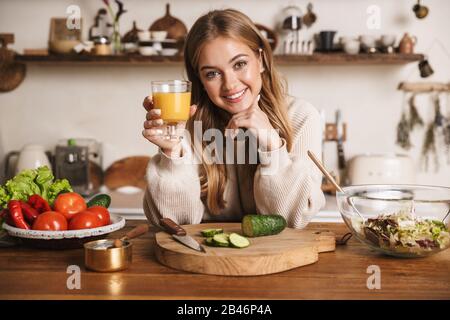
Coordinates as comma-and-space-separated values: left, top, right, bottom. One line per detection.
242, 214, 287, 237
201, 228, 224, 237
229, 233, 250, 248
212, 233, 230, 247
204, 237, 215, 246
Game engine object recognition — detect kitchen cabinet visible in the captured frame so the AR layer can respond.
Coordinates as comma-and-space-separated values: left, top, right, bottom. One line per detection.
0, 220, 448, 299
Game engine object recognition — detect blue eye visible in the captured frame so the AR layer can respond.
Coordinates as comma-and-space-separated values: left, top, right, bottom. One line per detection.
234, 60, 247, 70
205, 70, 220, 79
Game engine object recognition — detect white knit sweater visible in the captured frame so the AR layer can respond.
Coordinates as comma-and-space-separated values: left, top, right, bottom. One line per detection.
143, 97, 325, 229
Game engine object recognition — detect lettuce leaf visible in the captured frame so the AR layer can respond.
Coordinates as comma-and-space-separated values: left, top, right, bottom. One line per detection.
0, 166, 73, 208
5, 168, 41, 202
0, 186, 10, 209
47, 178, 73, 205
35, 165, 54, 201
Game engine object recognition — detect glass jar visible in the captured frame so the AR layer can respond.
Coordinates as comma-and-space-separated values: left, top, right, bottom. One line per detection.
94, 36, 111, 55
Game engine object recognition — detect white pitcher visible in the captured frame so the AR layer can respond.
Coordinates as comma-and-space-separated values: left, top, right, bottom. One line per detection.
4, 144, 52, 177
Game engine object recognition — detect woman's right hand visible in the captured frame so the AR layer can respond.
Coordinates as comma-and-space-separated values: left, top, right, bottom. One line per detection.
142, 96, 197, 157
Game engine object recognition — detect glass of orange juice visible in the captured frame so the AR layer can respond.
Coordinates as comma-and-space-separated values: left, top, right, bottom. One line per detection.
151, 80, 192, 140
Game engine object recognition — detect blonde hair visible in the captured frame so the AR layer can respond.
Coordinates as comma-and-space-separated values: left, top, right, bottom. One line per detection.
184, 9, 293, 214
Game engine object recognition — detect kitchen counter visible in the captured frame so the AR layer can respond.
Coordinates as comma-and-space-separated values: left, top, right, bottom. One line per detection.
107, 190, 344, 222
0, 220, 448, 300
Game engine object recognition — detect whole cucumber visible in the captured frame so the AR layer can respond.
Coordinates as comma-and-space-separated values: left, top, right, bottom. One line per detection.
87, 194, 111, 208
241, 214, 287, 237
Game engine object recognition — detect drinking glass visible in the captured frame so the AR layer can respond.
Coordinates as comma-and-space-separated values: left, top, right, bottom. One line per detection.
151, 80, 191, 140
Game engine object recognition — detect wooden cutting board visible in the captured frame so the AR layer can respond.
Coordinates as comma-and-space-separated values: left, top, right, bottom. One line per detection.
104, 156, 150, 190
154, 223, 335, 276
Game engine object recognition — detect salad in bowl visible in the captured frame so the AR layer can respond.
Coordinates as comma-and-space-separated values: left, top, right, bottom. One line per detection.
337, 184, 450, 257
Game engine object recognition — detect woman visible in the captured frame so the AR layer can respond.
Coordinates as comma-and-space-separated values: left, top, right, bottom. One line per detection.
142, 9, 325, 228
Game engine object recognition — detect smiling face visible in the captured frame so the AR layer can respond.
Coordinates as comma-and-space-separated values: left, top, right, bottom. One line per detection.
198, 36, 263, 115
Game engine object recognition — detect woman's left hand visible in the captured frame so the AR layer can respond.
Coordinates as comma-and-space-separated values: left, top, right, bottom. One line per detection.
225, 95, 282, 151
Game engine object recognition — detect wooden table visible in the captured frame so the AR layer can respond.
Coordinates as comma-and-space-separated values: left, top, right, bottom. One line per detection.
0, 220, 449, 300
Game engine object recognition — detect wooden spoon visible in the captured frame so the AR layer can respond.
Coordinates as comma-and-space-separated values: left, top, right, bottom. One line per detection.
307, 150, 343, 193
112, 224, 149, 248
307, 150, 365, 222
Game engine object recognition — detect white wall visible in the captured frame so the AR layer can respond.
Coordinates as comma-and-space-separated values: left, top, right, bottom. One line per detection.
1, 0, 449, 186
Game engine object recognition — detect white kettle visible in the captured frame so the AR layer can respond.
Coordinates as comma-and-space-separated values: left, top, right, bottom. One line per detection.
4, 144, 52, 178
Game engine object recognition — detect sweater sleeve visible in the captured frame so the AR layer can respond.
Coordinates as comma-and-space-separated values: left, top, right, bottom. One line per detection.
253, 100, 326, 229
143, 142, 208, 226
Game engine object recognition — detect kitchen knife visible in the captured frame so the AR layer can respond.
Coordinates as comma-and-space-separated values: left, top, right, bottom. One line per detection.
160, 218, 206, 253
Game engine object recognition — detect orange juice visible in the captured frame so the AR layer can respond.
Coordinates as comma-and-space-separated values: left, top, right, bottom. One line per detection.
153, 92, 191, 123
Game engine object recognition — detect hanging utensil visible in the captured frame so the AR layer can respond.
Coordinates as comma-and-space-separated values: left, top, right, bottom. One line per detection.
412, 0, 429, 19
303, 3, 317, 28
149, 3, 188, 41
0, 34, 26, 93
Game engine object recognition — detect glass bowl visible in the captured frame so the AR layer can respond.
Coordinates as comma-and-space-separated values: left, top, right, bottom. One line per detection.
336, 184, 450, 258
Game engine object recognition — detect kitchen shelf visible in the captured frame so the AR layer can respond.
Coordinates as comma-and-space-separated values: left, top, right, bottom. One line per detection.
275, 53, 424, 65
15, 53, 183, 66
14, 52, 424, 66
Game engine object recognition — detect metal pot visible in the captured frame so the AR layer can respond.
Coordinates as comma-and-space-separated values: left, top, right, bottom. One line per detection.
84, 239, 132, 272
84, 224, 148, 272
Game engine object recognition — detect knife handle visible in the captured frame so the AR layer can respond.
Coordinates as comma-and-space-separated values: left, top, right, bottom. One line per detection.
160, 218, 187, 236
337, 141, 346, 170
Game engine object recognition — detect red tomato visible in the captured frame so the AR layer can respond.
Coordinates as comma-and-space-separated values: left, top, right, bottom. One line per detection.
32, 211, 68, 231
53, 192, 87, 220
68, 211, 102, 230
87, 206, 110, 226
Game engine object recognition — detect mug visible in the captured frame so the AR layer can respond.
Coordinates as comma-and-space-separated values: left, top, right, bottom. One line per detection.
343, 40, 360, 55
319, 31, 337, 51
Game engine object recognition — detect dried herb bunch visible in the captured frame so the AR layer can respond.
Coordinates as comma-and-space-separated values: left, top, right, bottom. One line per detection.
444, 122, 450, 163
433, 93, 444, 127
397, 92, 450, 171
420, 94, 446, 172
444, 94, 450, 163
408, 94, 424, 130
397, 110, 412, 150
421, 122, 438, 171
